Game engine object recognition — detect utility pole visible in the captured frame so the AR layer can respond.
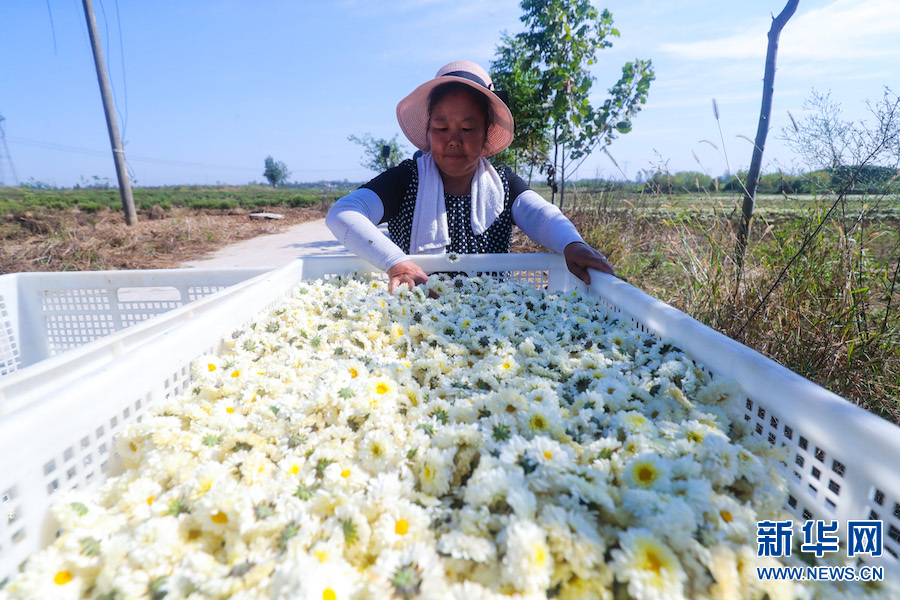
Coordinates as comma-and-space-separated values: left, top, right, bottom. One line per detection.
82, 0, 137, 225
0, 113, 19, 187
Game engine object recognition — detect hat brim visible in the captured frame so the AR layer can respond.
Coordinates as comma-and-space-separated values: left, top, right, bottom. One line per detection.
396, 75, 515, 157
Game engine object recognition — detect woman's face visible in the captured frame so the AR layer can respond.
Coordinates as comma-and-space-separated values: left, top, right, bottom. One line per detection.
426, 90, 488, 188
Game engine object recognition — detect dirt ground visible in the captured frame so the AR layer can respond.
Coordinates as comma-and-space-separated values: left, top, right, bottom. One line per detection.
1, 205, 543, 274
1, 206, 329, 273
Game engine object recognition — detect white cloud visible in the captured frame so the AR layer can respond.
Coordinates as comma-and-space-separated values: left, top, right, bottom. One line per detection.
661, 0, 900, 62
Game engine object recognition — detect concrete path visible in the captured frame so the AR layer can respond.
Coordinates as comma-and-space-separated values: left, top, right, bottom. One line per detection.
179, 219, 386, 268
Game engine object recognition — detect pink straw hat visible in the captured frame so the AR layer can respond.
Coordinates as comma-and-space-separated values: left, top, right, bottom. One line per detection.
396, 60, 515, 157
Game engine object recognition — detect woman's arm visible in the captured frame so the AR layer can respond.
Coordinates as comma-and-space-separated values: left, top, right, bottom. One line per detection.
325, 189, 429, 292
511, 189, 616, 282
511, 189, 584, 254
326, 188, 407, 271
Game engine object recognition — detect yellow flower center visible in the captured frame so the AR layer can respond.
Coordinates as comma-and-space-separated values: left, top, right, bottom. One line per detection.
637, 465, 656, 484
376, 382, 389, 395
643, 550, 663, 575
226, 407, 234, 414
291, 464, 300, 475
341, 469, 351, 478
349, 368, 358, 378
54, 571, 73, 585
506, 404, 517, 413
395, 519, 409, 536
146, 496, 154, 505
129, 442, 137, 452
208, 363, 216, 371
313, 549, 329, 563
231, 370, 240, 378
721, 510, 733, 523
323, 589, 337, 600
211, 511, 228, 524
543, 451, 553, 460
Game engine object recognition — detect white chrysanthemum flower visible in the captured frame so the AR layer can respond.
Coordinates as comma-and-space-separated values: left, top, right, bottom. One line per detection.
184, 460, 231, 502
611, 528, 687, 600
270, 551, 360, 600
708, 493, 756, 544
126, 516, 184, 570
500, 518, 553, 594
416, 446, 455, 497
517, 403, 566, 441
370, 542, 447, 600
49, 491, 109, 532
357, 428, 400, 474
539, 503, 605, 581
117, 474, 164, 522
696, 378, 742, 407
192, 479, 253, 536
0, 544, 86, 599
229, 448, 276, 487
670, 477, 713, 514
622, 453, 672, 492
609, 409, 656, 438
373, 499, 432, 552
698, 434, 740, 487
437, 530, 497, 564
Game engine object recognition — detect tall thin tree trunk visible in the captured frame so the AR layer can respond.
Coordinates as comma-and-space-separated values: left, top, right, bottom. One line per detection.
559, 142, 566, 212
551, 124, 559, 205
736, 0, 800, 266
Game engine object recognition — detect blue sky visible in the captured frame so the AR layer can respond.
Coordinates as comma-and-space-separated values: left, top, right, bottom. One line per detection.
1, 0, 897, 187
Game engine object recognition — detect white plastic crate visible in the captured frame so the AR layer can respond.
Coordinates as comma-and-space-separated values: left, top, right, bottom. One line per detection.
0, 267, 269, 415
0, 254, 897, 586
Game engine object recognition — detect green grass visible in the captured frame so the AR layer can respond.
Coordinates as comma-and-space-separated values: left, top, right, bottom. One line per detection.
565, 185, 900, 423
0, 185, 355, 215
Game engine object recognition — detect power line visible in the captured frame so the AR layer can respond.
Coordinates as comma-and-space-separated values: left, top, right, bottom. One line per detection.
45, 0, 58, 55
113, 0, 129, 141
96, 0, 128, 141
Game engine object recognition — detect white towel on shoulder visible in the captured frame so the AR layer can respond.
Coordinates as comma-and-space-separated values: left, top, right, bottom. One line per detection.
409, 152, 504, 255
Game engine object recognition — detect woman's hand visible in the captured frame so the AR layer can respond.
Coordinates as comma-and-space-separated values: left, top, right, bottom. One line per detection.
387, 260, 429, 294
563, 241, 616, 285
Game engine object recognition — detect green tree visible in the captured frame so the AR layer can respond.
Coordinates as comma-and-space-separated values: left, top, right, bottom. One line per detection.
263, 156, 291, 188
490, 33, 551, 184
348, 133, 408, 174
499, 0, 654, 209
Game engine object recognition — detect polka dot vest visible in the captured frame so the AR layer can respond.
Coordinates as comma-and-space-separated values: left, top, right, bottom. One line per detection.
362, 159, 526, 255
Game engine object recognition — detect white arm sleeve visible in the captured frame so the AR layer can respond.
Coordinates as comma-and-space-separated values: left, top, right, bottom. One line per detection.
325, 188, 408, 271
511, 189, 585, 255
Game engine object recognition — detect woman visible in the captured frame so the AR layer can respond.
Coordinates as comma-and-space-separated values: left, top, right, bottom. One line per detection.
326, 60, 616, 293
